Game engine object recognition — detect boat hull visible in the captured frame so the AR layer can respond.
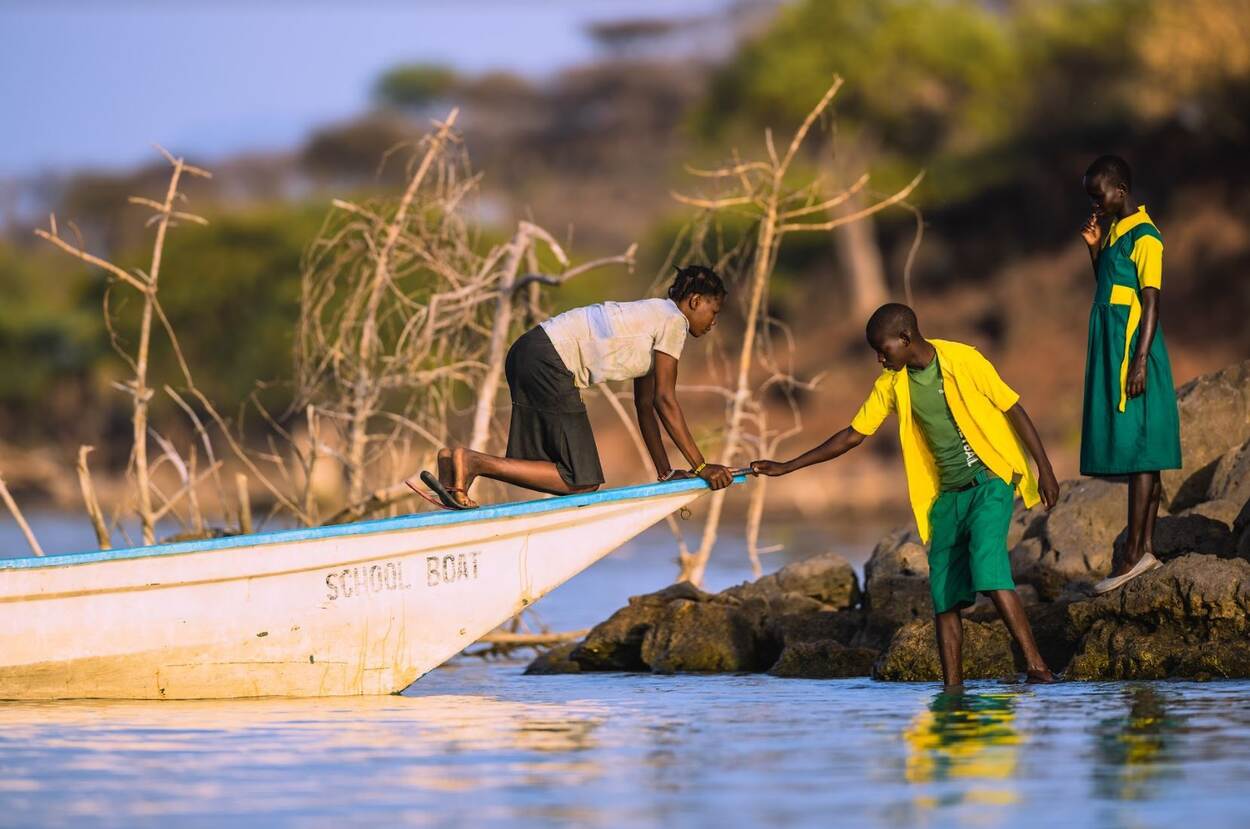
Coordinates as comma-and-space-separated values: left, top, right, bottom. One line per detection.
0, 480, 715, 700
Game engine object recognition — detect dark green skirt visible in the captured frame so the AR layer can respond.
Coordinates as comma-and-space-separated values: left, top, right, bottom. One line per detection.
1080, 304, 1182, 476
504, 327, 605, 488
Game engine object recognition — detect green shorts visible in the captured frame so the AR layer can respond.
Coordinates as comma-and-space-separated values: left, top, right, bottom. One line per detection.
927, 470, 1016, 614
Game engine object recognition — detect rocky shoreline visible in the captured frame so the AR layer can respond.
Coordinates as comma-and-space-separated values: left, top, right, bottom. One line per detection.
528, 360, 1250, 682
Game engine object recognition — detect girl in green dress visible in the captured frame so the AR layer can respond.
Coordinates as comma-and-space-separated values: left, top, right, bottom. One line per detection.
1080, 155, 1182, 593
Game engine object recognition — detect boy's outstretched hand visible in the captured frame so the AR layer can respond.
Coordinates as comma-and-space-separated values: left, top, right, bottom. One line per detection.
749, 459, 790, 477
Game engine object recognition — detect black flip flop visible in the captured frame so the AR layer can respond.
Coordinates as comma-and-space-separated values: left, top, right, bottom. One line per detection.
404, 477, 451, 510
419, 470, 473, 511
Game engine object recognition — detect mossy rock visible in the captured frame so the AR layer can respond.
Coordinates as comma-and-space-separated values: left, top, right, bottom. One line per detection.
873, 619, 1016, 682
768, 641, 878, 679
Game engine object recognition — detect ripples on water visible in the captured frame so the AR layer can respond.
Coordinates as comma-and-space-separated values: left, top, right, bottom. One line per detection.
2, 669, 1250, 828
4, 522, 1250, 826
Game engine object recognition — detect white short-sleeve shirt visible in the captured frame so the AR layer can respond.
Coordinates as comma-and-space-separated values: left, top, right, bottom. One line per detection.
539, 298, 689, 388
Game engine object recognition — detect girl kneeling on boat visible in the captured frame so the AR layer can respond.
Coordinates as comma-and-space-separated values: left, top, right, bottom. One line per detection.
419, 265, 735, 509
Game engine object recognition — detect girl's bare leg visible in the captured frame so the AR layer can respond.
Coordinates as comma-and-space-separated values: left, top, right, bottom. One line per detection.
1141, 472, 1162, 558
451, 447, 598, 502
1117, 472, 1155, 576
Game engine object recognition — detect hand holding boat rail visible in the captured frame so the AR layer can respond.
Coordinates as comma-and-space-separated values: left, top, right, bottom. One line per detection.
658, 464, 749, 489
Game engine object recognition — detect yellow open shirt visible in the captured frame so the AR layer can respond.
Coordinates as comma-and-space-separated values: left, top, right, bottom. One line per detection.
850, 339, 1039, 543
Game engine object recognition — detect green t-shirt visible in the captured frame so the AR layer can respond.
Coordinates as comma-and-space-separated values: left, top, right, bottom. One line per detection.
908, 355, 985, 490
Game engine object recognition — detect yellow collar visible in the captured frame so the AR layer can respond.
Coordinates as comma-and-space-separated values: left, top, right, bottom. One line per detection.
1112, 205, 1151, 238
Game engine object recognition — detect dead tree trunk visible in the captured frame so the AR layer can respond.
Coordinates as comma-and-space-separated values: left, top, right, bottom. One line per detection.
835, 196, 888, 317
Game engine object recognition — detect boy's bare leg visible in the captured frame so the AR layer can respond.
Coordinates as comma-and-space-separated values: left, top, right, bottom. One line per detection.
987, 589, 1055, 682
1116, 472, 1156, 575
450, 446, 598, 500
934, 610, 965, 691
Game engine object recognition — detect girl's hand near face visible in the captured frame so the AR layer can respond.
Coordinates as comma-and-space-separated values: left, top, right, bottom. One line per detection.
1081, 212, 1102, 250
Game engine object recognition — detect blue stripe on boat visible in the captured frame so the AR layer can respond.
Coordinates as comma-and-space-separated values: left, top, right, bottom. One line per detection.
0, 475, 745, 570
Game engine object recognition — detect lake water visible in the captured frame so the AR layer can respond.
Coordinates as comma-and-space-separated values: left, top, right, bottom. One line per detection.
3, 518, 1250, 827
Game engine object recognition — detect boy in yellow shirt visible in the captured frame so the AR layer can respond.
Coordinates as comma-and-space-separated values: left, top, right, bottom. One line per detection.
751, 304, 1060, 690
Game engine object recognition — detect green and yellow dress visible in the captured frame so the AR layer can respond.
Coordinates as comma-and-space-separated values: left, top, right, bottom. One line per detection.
1080, 206, 1182, 476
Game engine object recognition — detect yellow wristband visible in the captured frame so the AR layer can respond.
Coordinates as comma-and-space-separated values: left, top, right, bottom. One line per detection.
693, 462, 707, 475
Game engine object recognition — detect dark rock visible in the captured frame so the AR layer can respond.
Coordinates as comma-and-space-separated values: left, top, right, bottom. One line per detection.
1112, 512, 1236, 562
1163, 360, 1250, 511
1043, 478, 1128, 555
768, 609, 864, 649
964, 584, 1040, 621
872, 619, 1017, 682
872, 525, 921, 557
861, 540, 933, 648
1187, 497, 1247, 529
524, 642, 581, 675
749, 592, 830, 616
768, 641, 879, 678
1023, 599, 1087, 673
630, 580, 715, 606
721, 552, 860, 610
640, 599, 769, 673
1007, 499, 1047, 550
570, 589, 676, 670
1009, 478, 1125, 600
1207, 439, 1250, 510
962, 590, 1085, 672
1239, 504, 1250, 559
1065, 554, 1250, 679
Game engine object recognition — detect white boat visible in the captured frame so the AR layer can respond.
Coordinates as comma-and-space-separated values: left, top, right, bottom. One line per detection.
0, 476, 740, 700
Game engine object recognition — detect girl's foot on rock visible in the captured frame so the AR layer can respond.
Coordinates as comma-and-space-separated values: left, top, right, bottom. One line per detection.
1026, 668, 1058, 684
1093, 552, 1161, 595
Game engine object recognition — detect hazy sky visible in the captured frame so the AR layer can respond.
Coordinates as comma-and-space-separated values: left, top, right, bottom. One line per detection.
0, 0, 735, 175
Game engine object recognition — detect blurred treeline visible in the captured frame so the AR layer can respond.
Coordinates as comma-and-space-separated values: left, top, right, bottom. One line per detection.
2, 0, 1247, 462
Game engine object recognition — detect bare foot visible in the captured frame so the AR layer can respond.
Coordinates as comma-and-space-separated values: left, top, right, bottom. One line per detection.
1026, 668, 1057, 684
437, 448, 453, 488
449, 447, 479, 508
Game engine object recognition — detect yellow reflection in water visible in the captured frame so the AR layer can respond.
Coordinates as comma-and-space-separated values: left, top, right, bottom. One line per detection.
904, 691, 1021, 809
1093, 685, 1181, 801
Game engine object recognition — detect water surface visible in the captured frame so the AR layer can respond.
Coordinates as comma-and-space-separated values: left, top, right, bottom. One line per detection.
2, 669, 1249, 827
3, 519, 1249, 827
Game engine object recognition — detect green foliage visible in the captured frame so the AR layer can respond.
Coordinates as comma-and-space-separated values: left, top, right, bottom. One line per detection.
374, 64, 460, 109
695, 0, 1154, 204
0, 202, 328, 438
0, 243, 102, 410
114, 203, 327, 409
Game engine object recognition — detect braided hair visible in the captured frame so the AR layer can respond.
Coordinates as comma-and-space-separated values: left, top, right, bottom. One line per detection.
668, 265, 727, 303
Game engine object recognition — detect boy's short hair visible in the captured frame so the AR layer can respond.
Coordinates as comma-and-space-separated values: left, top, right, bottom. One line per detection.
1085, 155, 1133, 191
865, 303, 919, 345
